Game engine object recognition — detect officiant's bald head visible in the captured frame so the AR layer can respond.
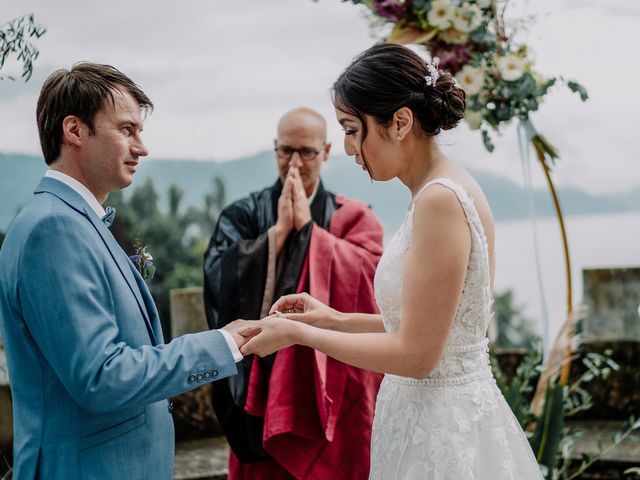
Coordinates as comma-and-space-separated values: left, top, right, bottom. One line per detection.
277, 107, 327, 141
274, 107, 331, 197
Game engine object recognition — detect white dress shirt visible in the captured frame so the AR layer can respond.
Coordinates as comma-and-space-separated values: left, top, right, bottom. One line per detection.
44, 170, 243, 362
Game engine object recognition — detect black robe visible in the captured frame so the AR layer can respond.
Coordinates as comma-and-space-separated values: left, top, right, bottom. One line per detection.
203, 179, 337, 462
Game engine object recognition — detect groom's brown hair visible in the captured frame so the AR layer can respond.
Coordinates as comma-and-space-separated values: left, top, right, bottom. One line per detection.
36, 62, 153, 165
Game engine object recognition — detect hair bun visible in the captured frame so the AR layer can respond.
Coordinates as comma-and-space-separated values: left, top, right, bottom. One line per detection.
332, 43, 466, 139
425, 72, 466, 135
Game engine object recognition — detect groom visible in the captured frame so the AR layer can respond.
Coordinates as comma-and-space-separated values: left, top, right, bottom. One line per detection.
0, 63, 248, 479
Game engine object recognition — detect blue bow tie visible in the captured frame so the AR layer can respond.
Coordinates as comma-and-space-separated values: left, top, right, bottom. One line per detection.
101, 206, 116, 227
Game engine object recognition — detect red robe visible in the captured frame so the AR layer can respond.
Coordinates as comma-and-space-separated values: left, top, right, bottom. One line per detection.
229, 195, 384, 479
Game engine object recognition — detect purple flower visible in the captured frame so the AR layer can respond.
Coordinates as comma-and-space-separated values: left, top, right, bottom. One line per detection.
374, 0, 411, 23
129, 243, 156, 282
431, 43, 472, 75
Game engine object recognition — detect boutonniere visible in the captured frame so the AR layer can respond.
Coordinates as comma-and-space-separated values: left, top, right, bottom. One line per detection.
129, 239, 156, 283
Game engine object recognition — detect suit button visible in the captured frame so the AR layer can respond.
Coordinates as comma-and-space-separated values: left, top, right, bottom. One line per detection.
168, 402, 174, 414
196, 373, 204, 383
204, 371, 211, 380
188, 374, 196, 384
211, 369, 219, 377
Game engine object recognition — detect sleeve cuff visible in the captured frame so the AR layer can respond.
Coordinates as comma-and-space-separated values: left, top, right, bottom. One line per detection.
218, 329, 244, 362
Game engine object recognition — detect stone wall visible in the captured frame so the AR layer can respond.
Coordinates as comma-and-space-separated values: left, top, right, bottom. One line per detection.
572, 267, 640, 419
580, 267, 640, 342
170, 287, 222, 440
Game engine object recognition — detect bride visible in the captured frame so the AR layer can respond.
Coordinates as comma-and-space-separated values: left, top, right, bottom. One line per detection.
239, 43, 543, 479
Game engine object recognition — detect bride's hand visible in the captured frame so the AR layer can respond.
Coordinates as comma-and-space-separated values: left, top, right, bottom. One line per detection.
269, 292, 344, 330
239, 315, 300, 357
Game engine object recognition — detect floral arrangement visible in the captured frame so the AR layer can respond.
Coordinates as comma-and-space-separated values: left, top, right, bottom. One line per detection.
343, 0, 588, 152
130, 239, 156, 283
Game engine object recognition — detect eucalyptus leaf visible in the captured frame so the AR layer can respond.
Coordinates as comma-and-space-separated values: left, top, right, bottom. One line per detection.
567, 80, 589, 101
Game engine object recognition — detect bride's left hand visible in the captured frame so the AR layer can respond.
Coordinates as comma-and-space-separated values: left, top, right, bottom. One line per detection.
239, 314, 300, 357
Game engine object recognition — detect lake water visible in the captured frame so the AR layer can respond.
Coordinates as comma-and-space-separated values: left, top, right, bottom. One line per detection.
492, 211, 640, 344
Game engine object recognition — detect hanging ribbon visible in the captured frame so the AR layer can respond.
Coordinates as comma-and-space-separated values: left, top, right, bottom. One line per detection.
517, 119, 550, 359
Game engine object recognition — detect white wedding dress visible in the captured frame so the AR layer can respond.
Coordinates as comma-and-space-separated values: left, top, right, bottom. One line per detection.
369, 178, 543, 480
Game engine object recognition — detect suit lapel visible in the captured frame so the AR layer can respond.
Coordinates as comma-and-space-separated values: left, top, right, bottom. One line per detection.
127, 260, 165, 344
86, 214, 158, 345
35, 177, 158, 345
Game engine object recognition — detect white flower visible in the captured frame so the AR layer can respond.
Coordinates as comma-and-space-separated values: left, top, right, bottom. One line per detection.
464, 109, 484, 130
455, 64, 485, 96
453, 4, 483, 33
532, 70, 547, 86
428, 0, 454, 29
477, 0, 493, 8
439, 27, 469, 45
496, 53, 526, 81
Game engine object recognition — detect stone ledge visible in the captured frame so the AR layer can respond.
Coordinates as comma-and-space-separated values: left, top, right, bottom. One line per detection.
1, 345, 8, 387
567, 420, 640, 463
173, 436, 229, 480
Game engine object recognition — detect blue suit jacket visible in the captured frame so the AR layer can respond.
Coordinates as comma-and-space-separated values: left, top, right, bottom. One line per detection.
0, 177, 238, 479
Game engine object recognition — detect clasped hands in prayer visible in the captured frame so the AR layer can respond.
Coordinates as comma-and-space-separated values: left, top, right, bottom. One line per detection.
223, 292, 339, 357
273, 164, 312, 255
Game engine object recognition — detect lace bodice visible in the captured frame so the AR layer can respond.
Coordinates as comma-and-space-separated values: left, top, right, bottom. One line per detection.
374, 178, 492, 384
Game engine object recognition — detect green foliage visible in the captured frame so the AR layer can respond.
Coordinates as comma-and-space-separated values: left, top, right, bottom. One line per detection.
493, 346, 637, 479
129, 177, 159, 219
493, 289, 539, 349
567, 81, 589, 102
494, 347, 542, 428
0, 14, 46, 81
531, 382, 565, 473
481, 130, 495, 152
0, 455, 11, 479
109, 176, 225, 339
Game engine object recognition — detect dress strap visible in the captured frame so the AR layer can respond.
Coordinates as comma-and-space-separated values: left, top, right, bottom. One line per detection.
410, 178, 492, 296
410, 178, 474, 220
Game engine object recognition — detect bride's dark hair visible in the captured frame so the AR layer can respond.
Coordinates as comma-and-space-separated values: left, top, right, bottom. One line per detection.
332, 43, 466, 145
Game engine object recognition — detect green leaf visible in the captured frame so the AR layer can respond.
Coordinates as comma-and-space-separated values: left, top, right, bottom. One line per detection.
503, 378, 528, 427
567, 80, 589, 101
481, 130, 495, 152
530, 382, 565, 476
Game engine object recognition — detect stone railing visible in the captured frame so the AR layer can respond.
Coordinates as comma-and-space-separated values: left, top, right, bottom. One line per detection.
169, 287, 229, 478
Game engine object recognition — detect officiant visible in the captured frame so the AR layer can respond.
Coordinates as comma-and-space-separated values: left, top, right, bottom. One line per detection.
203, 107, 383, 479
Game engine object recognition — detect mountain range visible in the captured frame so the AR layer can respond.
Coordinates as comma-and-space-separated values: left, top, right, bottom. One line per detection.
2, 152, 639, 235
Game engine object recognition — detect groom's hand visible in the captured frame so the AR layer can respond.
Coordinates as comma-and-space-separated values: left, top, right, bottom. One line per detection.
222, 319, 257, 349
238, 315, 299, 357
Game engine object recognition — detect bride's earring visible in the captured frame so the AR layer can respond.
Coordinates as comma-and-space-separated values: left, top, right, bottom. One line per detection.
396, 134, 402, 141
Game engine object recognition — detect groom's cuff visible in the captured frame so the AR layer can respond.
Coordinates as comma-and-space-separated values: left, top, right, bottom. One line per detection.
218, 329, 244, 362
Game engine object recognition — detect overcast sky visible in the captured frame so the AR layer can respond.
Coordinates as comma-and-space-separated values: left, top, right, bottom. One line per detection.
2, 0, 639, 194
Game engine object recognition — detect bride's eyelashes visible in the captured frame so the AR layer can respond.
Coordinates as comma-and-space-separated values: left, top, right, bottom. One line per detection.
343, 128, 357, 136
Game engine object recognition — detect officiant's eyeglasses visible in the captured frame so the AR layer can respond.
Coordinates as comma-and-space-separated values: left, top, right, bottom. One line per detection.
274, 144, 325, 161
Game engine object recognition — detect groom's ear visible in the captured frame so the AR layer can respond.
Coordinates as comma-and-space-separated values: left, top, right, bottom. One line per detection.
61, 115, 85, 148
392, 107, 413, 141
